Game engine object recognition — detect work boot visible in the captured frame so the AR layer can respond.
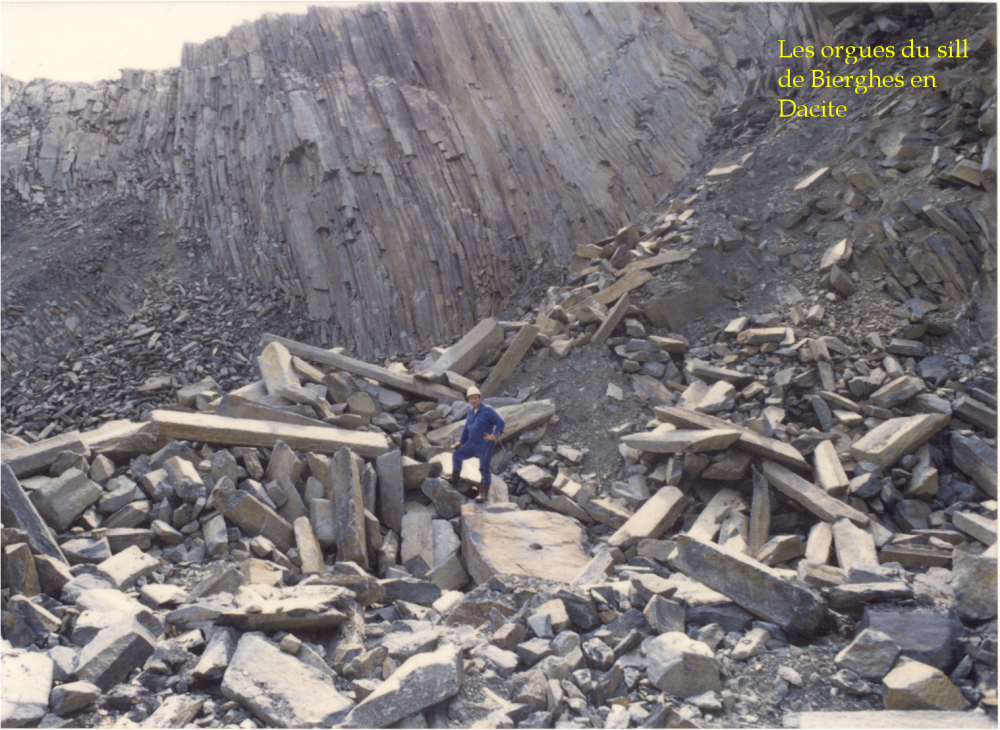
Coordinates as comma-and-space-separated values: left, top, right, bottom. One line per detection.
476, 483, 489, 503
445, 473, 460, 486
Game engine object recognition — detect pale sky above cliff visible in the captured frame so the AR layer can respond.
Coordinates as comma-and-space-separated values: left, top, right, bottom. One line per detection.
0, 2, 351, 84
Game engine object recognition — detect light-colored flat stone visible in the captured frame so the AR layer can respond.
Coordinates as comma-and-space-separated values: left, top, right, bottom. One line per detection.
2, 431, 90, 478
1, 651, 54, 727
417, 318, 504, 382
832, 518, 879, 573
644, 632, 720, 697
608, 486, 689, 549
654, 405, 809, 469
151, 410, 390, 458
622, 428, 742, 454
952, 512, 997, 545
96, 546, 161, 590
813, 440, 849, 495
461, 504, 590, 586
883, 659, 966, 711
763, 460, 869, 527
849, 414, 950, 471
221, 632, 352, 727
344, 644, 463, 728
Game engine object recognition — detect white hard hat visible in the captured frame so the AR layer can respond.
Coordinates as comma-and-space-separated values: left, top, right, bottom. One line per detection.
466, 386, 481, 398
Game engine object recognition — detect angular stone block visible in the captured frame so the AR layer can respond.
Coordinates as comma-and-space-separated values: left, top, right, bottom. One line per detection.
644, 632, 721, 697
74, 616, 157, 691
221, 632, 352, 727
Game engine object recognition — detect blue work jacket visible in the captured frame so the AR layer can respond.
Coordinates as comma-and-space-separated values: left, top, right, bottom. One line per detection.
460, 404, 505, 453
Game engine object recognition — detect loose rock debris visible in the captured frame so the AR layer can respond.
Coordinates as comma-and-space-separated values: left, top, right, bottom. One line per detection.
2, 274, 996, 728
2, 5, 999, 730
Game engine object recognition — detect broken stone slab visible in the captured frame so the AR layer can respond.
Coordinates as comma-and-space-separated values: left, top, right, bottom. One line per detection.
706, 164, 746, 181
784, 711, 995, 728
883, 659, 966, 711
1, 464, 67, 564
858, 608, 960, 669
827, 582, 913, 611
614, 248, 693, 278
834, 628, 901, 681
608, 486, 688, 549
749, 466, 771, 560
653, 405, 809, 470
327, 447, 369, 571
621, 428, 742, 454
2, 431, 90, 478
79, 419, 168, 461
481, 325, 540, 397
426, 400, 555, 446
342, 644, 463, 729
670, 534, 828, 635
0, 651, 54, 727
267, 335, 464, 402
222, 632, 352, 728
684, 360, 754, 387
401, 511, 435, 577
5, 543, 41, 597
74, 615, 157, 691
813, 440, 850, 496
643, 632, 721, 698
819, 239, 852, 272
151, 410, 390, 459
294, 516, 326, 574
591, 294, 631, 348
376, 450, 405, 532
879, 543, 952, 570
869, 376, 926, 409
849, 414, 950, 471
792, 166, 830, 194
952, 394, 997, 435
217, 585, 350, 632
571, 546, 618, 587
258, 342, 335, 419
143, 695, 207, 728
567, 270, 652, 319
685, 488, 745, 543
952, 512, 997, 545
762, 460, 869, 527
96, 545, 160, 590
951, 433, 997, 497
163, 455, 205, 502
211, 477, 295, 553
30, 468, 103, 533
461, 504, 590, 586
48, 680, 101, 717
832, 518, 879, 573
417, 319, 505, 383
951, 545, 997, 620
217, 393, 333, 430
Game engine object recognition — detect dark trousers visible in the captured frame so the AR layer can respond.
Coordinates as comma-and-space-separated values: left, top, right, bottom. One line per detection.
453, 440, 496, 485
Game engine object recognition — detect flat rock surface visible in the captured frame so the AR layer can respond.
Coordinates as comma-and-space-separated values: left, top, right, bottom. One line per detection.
221, 632, 353, 727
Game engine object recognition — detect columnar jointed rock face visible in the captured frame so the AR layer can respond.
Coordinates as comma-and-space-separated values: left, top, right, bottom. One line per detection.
0, 3, 819, 357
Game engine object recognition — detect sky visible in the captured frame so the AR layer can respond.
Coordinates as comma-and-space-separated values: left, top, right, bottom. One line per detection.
1, 2, 349, 84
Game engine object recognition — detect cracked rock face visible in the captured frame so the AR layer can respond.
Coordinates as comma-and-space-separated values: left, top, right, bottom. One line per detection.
2, 3, 811, 359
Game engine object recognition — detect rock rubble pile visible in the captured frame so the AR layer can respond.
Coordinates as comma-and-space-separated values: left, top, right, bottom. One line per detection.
2, 3, 997, 729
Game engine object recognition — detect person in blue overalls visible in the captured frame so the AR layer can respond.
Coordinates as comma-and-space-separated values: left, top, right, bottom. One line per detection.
447, 386, 505, 503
